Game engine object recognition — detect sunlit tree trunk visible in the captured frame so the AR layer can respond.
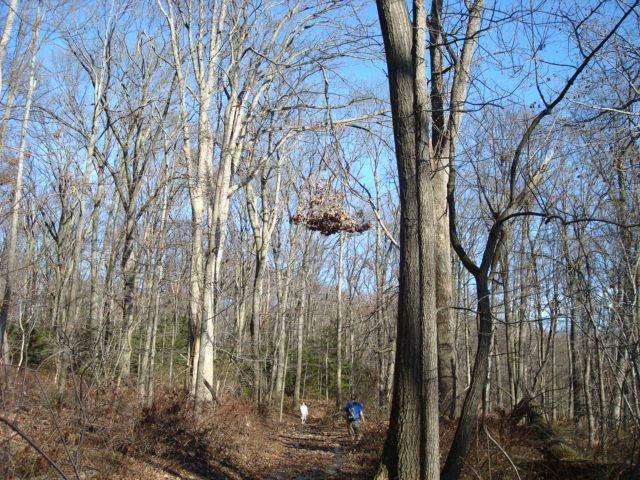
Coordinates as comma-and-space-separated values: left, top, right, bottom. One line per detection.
0, 0, 29, 164
0, 0, 18, 97
0, 17, 39, 362
158, 0, 227, 404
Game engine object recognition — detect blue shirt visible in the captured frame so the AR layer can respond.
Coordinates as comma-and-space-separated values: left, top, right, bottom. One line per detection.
344, 401, 364, 421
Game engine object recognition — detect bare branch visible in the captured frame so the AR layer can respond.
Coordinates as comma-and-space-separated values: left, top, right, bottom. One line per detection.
0, 416, 72, 480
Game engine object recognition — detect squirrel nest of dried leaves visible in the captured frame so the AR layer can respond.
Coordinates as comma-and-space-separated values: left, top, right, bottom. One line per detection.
291, 182, 370, 235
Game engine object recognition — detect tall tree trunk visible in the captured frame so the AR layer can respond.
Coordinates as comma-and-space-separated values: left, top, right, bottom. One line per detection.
117, 215, 139, 382
501, 234, 517, 407
374, 1, 439, 478
570, 298, 584, 425
88, 167, 106, 353
442, 275, 493, 480
250, 250, 266, 401
0, 32, 38, 362
157, 0, 227, 405
429, 0, 484, 419
273, 228, 298, 401
293, 235, 313, 406
140, 163, 172, 404
583, 342, 595, 447
610, 349, 628, 429
293, 289, 306, 406
336, 232, 344, 407
0, 0, 18, 96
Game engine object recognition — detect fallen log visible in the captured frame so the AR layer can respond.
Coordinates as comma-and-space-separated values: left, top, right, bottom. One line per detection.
511, 398, 585, 462
511, 398, 634, 479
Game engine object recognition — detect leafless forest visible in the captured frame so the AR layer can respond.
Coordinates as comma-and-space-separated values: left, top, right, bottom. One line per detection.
1, 0, 639, 479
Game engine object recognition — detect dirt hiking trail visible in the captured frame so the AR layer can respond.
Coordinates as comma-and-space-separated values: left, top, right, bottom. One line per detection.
133, 403, 384, 480
253, 411, 382, 480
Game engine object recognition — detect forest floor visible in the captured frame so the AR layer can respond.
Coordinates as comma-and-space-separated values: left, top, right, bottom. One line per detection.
254, 415, 381, 480
2, 368, 638, 479
1, 367, 383, 480
126, 398, 385, 480
125, 409, 384, 480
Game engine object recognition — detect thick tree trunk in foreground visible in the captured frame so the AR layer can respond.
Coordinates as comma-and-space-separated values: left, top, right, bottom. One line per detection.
374, 1, 439, 479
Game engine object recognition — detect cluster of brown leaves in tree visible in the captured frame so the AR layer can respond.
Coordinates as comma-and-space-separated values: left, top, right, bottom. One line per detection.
0, 154, 17, 187
291, 180, 370, 235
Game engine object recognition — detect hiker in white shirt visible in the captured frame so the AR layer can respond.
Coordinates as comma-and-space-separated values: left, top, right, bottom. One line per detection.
300, 402, 308, 424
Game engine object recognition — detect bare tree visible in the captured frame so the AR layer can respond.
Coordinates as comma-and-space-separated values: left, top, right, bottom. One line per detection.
245, 139, 286, 402
159, 0, 375, 406
0, 1, 43, 364
0, 0, 18, 99
443, 2, 640, 477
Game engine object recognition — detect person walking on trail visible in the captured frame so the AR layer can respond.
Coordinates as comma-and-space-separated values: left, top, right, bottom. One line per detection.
344, 394, 365, 443
300, 401, 308, 424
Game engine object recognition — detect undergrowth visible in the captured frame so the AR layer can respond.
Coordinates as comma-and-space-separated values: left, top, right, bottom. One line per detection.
1, 366, 638, 479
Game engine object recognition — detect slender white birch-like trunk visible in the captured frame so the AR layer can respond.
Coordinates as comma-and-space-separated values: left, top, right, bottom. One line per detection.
0, 14, 39, 362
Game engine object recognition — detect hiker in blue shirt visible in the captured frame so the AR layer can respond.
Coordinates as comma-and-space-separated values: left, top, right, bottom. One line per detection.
343, 394, 365, 443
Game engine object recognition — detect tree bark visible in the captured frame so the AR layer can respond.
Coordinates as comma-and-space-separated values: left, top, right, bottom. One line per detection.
374, 1, 439, 478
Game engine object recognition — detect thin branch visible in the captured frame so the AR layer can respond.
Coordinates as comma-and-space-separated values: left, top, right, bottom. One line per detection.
0, 416, 72, 480
496, 211, 640, 229
483, 424, 522, 480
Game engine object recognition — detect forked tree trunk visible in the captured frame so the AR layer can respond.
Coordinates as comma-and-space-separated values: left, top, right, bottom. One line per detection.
157, 0, 226, 404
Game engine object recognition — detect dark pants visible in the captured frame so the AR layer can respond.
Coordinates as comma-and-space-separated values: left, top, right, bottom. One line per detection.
348, 420, 362, 441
